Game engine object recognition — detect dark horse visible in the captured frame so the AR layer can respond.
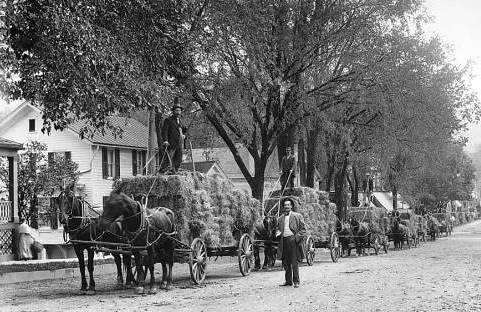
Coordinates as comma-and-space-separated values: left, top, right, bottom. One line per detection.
337, 221, 353, 257
391, 218, 411, 250
350, 218, 370, 256
99, 192, 176, 294
427, 217, 439, 241
58, 189, 135, 294
253, 215, 279, 270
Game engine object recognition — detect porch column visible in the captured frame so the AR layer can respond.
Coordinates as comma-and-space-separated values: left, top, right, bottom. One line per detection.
8, 155, 19, 223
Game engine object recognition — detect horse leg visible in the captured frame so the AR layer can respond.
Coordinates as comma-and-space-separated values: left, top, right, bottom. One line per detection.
165, 242, 174, 290
113, 253, 123, 289
146, 247, 157, 294
262, 243, 270, 269
86, 248, 96, 295
253, 243, 261, 271
134, 252, 146, 294
74, 246, 88, 294
123, 255, 135, 287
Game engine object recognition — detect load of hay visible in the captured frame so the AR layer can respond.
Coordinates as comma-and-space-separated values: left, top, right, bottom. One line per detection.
264, 187, 337, 242
113, 171, 260, 248
347, 206, 389, 235
398, 210, 418, 235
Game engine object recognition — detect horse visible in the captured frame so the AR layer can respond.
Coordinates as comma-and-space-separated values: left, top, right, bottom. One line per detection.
58, 189, 135, 294
253, 215, 278, 270
350, 218, 370, 256
391, 218, 411, 250
337, 221, 353, 257
427, 217, 439, 241
99, 192, 176, 294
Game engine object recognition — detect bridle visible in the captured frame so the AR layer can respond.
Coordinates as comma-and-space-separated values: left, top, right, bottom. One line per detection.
58, 191, 89, 240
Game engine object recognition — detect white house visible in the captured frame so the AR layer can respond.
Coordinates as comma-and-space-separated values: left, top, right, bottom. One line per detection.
0, 102, 149, 209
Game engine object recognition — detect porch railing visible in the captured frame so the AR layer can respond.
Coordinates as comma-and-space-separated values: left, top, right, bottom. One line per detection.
0, 201, 12, 224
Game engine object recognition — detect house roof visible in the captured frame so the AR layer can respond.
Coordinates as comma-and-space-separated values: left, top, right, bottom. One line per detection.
372, 191, 410, 212
0, 102, 149, 149
180, 161, 217, 174
0, 137, 23, 150
69, 116, 148, 149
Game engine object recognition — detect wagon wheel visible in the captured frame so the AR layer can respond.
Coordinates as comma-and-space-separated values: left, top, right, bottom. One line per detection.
305, 236, 315, 266
189, 238, 207, 285
238, 234, 254, 276
372, 234, 380, 255
329, 232, 340, 263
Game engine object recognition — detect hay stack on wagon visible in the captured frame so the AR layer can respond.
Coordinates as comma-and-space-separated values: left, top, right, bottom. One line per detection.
347, 206, 389, 235
113, 172, 260, 248
264, 187, 337, 242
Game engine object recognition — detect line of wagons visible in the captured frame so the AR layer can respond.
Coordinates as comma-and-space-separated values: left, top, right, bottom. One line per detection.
58, 188, 453, 294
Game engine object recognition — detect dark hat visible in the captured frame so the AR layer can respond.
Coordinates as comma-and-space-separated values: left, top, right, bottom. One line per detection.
171, 97, 183, 111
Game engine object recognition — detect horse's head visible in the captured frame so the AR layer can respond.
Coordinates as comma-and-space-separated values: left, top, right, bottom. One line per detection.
263, 215, 278, 240
58, 188, 81, 227
99, 192, 140, 232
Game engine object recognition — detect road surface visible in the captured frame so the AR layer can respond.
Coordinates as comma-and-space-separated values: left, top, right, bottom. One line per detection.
2, 220, 481, 312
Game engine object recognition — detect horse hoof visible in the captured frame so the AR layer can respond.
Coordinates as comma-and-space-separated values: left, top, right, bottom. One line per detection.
159, 282, 167, 289
86, 290, 96, 296
135, 287, 145, 295
253, 267, 260, 272
148, 287, 158, 294
80, 289, 87, 295
164, 284, 173, 291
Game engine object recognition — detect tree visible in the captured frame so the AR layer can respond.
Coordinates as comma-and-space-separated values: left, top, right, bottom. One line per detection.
14, 141, 79, 228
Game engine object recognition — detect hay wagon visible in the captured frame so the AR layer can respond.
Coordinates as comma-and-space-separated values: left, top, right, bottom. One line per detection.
262, 187, 342, 265
343, 206, 389, 256
103, 172, 260, 285
431, 212, 452, 237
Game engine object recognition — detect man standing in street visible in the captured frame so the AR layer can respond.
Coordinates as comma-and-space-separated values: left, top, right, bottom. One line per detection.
280, 146, 296, 191
276, 197, 306, 288
161, 98, 186, 173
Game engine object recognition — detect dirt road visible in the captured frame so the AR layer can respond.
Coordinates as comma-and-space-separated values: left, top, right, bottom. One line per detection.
2, 221, 481, 312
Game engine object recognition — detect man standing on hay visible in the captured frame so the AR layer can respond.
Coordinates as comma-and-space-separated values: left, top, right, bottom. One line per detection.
276, 197, 306, 288
161, 98, 187, 174
280, 146, 297, 191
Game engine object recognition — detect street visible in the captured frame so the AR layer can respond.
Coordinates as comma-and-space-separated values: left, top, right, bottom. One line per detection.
2, 221, 481, 312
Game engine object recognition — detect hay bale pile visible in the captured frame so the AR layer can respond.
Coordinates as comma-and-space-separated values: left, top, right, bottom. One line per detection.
113, 172, 260, 248
264, 187, 337, 242
347, 206, 389, 235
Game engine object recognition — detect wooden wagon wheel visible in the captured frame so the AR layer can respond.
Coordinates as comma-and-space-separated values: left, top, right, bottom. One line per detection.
189, 238, 207, 285
238, 233, 254, 276
329, 232, 340, 263
304, 236, 315, 266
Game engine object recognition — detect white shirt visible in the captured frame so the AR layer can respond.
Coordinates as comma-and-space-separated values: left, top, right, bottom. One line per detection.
283, 212, 294, 237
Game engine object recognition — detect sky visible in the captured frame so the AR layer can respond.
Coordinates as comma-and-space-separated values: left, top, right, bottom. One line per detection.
1, 1, 481, 151
423, 0, 481, 153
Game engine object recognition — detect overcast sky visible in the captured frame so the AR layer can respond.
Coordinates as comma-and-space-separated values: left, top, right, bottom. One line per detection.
2, 1, 481, 151
423, 0, 481, 152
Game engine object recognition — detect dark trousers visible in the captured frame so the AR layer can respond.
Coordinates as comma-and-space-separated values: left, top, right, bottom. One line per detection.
280, 172, 295, 191
161, 147, 183, 172
282, 236, 299, 284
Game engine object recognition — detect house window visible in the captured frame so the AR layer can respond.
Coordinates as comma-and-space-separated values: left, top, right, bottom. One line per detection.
132, 150, 146, 176
48, 151, 72, 165
28, 119, 35, 132
102, 147, 120, 179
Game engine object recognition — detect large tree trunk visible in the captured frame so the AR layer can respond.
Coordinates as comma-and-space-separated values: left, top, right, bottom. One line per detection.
333, 153, 349, 220
249, 156, 268, 201
351, 166, 359, 206
298, 138, 306, 186
147, 109, 156, 174
392, 185, 398, 210
154, 110, 163, 168
306, 126, 319, 187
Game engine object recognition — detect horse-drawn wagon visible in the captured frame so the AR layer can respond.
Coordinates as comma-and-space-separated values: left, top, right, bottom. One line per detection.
62, 172, 260, 293
431, 212, 452, 237
256, 187, 341, 267
343, 206, 389, 256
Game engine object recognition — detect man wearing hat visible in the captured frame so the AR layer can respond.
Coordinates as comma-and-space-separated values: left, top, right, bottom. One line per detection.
161, 98, 187, 173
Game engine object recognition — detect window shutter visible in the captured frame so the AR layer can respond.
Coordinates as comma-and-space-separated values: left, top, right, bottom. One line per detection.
141, 151, 146, 175
65, 151, 71, 162
115, 149, 120, 178
102, 147, 108, 179
132, 150, 137, 176
48, 152, 54, 166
